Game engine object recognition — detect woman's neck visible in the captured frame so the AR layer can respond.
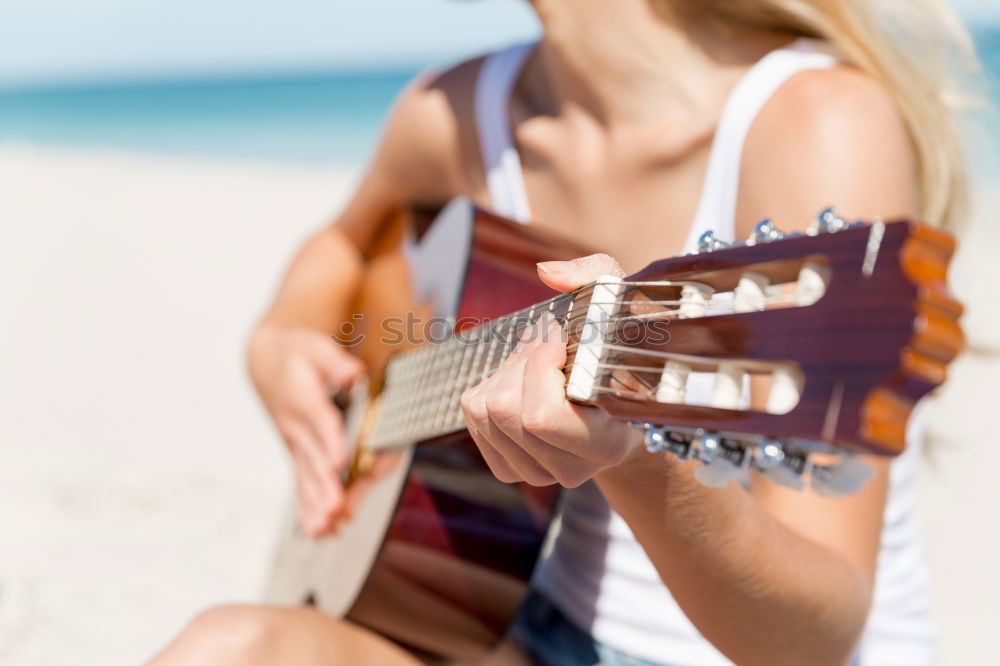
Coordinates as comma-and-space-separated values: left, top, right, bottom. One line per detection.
526, 0, 792, 126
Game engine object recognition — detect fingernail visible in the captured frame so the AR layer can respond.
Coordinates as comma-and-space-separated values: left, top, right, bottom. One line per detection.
537, 261, 564, 276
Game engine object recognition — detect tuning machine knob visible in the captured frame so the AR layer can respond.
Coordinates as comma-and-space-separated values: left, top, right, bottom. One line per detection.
636, 423, 688, 458
752, 439, 806, 490
760, 462, 806, 491
811, 455, 874, 497
696, 230, 730, 254
691, 431, 749, 488
694, 458, 742, 487
746, 219, 785, 246
635, 427, 872, 496
639, 423, 669, 453
809, 207, 854, 235
754, 438, 786, 469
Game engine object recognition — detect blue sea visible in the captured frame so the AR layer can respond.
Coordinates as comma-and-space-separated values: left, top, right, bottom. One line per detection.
1, 30, 998, 166
0, 67, 419, 164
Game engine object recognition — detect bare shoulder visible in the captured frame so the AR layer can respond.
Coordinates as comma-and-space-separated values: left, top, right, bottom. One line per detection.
765, 65, 906, 137
372, 55, 488, 205
335, 55, 489, 250
738, 65, 916, 236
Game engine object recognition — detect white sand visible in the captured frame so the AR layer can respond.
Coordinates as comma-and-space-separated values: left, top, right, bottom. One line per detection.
0, 143, 996, 665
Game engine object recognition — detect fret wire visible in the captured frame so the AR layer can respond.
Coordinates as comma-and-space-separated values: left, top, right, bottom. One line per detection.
436, 338, 465, 431
448, 341, 474, 428
404, 344, 432, 442
471, 332, 490, 387
420, 341, 443, 439
439, 338, 465, 429
502, 318, 517, 368
391, 349, 418, 441
466, 333, 487, 392
521, 303, 537, 357
496, 316, 515, 375
458, 332, 483, 414
392, 350, 419, 438
400, 347, 425, 441
427, 339, 455, 434
419, 341, 445, 430
482, 321, 501, 383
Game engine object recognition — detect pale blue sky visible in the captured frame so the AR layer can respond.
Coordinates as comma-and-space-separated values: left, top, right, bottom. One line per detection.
0, 0, 995, 87
0, 0, 539, 86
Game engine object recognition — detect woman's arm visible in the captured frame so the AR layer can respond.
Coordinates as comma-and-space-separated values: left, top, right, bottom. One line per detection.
462, 67, 917, 666
248, 68, 471, 536
601, 69, 916, 665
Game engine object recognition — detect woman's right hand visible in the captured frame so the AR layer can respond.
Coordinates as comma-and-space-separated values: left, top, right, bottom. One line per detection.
247, 324, 364, 537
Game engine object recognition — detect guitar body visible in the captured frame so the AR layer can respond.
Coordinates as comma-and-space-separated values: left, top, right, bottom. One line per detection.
266, 198, 589, 661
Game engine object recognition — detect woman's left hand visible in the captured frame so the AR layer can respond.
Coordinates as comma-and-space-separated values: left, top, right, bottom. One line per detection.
459, 253, 644, 488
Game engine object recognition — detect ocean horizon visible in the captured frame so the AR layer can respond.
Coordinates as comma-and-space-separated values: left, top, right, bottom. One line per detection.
2, 29, 998, 167
0, 66, 419, 164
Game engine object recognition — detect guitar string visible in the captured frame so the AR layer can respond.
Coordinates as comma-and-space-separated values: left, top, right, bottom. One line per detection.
371, 285, 594, 441
372, 348, 780, 447
381, 286, 788, 406
378, 284, 796, 432
372, 281, 805, 444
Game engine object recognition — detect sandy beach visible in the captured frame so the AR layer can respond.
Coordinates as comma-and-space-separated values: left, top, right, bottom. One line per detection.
0, 143, 997, 665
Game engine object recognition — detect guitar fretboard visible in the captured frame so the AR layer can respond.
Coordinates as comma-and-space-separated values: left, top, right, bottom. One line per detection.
366, 290, 582, 451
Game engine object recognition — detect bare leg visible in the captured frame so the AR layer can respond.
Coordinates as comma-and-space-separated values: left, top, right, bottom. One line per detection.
147, 604, 535, 666
146, 604, 427, 666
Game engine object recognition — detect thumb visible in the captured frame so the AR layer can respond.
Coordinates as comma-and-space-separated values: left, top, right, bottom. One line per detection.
536, 253, 626, 293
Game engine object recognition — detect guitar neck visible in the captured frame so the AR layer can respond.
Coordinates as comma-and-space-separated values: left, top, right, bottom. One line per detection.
366, 289, 586, 451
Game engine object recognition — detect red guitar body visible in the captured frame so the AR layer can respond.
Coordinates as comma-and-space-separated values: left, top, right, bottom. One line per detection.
267, 198, 587, 661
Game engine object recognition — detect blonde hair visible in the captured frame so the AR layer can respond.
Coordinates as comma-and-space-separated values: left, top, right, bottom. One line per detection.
662, 0, 981, 229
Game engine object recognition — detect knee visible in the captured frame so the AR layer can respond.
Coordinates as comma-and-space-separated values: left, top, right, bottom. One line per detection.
191, 605, 278, 654
155, 605, 280, 666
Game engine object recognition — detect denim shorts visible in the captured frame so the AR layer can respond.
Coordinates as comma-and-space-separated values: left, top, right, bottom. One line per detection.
510, 589, 667, 666
511, 590, 863, 666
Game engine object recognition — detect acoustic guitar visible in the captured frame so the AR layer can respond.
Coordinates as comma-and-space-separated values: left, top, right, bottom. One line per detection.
265, 197, 963, 661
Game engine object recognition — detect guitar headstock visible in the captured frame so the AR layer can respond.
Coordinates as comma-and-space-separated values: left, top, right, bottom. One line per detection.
563, 209, 963, 495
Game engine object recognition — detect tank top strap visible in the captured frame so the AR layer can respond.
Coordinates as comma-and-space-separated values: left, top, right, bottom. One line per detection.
474, 41, 537, 223
685, 39, 840, 251
475, 39, 838, 233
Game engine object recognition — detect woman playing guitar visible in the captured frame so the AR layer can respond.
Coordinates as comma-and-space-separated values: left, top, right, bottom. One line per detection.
150, 1, 970, 664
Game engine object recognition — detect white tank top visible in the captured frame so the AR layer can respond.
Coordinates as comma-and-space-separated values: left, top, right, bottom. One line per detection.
474, 39, 936, 666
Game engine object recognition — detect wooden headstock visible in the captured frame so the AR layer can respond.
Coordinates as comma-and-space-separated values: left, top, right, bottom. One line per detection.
563, 212, 963, 493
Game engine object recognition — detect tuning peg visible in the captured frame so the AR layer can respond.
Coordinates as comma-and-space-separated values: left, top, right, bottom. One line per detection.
752, 439, 806, 490
688, 430, 723, 462
636, 423, 691, 458
753, 439, 786, 470
638, 423, 669, 453
811, 455, 874, 497
809, 207, 850, 235
692, 432, 747, 488
696, 230, 729, 254
695, 457, 742, 488
760, 463, 806, 491
746, 219, 784, 246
